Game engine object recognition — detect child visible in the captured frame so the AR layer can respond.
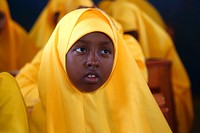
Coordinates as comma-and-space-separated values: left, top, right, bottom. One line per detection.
29, 8, 171, 132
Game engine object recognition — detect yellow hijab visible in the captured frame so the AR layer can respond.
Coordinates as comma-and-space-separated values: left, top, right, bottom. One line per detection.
99, 0, 166, 30
16, 9, 147, 108
0, 0, 39, 72
99, 1, 193, 133
29, 0, 94, 49
29, 8, 171, 133
0, 72, 29, 133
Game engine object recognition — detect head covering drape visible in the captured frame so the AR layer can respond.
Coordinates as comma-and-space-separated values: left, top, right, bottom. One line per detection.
0, 0, 38, 72
29, 8, 171, 133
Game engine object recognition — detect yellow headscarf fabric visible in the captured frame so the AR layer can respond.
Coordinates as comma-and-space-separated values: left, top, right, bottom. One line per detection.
99, 0, 166, 30
99, 1, 193, 133
29, 8, 171, 133
0, 0, 39, 72
0, 72, 29, 133
29, 0, 94, 49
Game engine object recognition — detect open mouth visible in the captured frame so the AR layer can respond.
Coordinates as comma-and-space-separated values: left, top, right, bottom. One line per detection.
85, 73, 99, 83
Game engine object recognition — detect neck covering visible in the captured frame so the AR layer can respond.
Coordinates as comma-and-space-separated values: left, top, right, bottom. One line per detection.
29, 8, 171, 133
99, 1, 193, 133
29, 0, 94, 49
0, 72, 29, 133
0, 0, 39, 72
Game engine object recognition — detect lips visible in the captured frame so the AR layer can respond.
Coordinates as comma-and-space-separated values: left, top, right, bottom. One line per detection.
85, 72, 99, 83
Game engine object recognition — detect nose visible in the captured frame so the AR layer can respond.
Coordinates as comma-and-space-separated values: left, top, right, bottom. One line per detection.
86, 52, 99, 67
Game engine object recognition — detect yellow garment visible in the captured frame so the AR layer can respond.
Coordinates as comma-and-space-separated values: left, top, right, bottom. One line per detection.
99, 1, 193, 133
29, 8, 171, 133
16, 49, 43, 107
0, 0, 39, 72
0, 72, 29, 133
29, 0, 94, 49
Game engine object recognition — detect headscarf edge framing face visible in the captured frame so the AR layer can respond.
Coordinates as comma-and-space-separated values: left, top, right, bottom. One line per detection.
39, 8, 118, 96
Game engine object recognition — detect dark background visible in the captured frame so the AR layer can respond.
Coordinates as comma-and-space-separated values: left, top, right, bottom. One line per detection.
7, 0, 200, 132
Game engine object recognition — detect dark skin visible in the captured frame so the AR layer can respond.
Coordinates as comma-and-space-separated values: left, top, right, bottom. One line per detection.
0, 11, 6, 33
66, 32, 114, 92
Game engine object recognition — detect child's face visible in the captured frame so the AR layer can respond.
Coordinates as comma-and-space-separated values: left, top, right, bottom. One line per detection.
66, 32, 114, 92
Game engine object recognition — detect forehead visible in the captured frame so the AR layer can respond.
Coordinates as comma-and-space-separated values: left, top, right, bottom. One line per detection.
71, 32, 114, 51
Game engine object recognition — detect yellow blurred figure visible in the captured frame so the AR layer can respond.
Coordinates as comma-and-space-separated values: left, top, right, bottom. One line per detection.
0, 0, 39, 72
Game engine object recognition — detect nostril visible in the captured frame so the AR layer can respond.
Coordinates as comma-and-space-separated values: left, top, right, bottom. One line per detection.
86, 60, 99, 67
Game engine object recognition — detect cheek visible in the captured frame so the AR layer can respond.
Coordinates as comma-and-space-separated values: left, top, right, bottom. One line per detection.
101, 58, 114, 76
66, 55, 85, 77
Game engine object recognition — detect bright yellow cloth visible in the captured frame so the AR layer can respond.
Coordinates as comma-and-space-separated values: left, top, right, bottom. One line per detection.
99, 1, 193, 133
29, 8, 171, 133
29, 0, 94, 49
0, 0, 39, 72
0, 72, 29, 133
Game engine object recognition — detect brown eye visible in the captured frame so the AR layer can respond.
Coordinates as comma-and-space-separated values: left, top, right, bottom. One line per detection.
101, 49, 111, 55
75, 47, 87, 53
